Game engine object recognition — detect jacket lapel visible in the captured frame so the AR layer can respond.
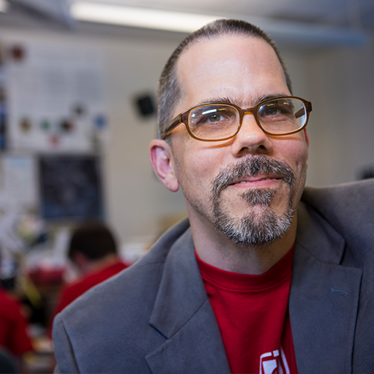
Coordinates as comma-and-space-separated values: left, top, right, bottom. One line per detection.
146, 227, 230, 374
290, 203, 362, 374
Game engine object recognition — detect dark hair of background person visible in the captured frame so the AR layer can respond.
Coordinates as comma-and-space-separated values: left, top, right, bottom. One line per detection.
68, 222, 118, 261
157, 18, 293, 139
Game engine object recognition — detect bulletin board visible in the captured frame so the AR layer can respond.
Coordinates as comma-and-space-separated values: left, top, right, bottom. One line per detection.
5, 42, 108, 152
38, 154, 104, 221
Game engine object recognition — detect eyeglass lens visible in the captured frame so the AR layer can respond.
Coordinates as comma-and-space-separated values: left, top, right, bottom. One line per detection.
188, 98, 307, 140
258, 98, 306, 134
190, 105, 239, 139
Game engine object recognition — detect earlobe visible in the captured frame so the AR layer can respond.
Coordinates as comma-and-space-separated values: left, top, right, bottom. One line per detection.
149, 140, 179, 192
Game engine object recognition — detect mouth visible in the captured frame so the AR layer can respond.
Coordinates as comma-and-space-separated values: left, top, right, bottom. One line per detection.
211, 155, 295, 198
228, 175, 282, 188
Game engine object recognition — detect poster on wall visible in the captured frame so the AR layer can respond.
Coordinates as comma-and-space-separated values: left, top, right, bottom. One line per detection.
5, 42, 108, 152
38, 154, 104, 221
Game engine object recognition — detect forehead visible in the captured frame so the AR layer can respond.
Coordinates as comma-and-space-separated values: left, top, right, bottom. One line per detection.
175, 34, 288, 110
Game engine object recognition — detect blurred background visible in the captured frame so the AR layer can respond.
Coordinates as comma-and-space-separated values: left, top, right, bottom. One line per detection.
0, 0, 373, 371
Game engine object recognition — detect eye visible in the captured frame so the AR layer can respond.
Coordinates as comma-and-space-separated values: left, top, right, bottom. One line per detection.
192, 106, 235, 127
201, 112, 224, 123
263, 106, 279, 116
258, 101, 294, 119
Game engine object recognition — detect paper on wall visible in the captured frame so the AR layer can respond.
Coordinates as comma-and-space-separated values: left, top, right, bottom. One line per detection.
6, 42, 108, 152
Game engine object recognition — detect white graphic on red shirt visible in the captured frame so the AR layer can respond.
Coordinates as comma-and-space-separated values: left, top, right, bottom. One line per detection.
259, 347, 290, 374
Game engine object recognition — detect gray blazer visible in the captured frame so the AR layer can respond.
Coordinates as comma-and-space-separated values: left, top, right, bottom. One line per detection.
53, 180, 374, 374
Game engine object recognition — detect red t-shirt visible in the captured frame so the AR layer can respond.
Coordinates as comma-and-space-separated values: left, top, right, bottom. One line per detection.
0, 288, 33, 356
51, 260, 128, 318
196, 247, 297, 374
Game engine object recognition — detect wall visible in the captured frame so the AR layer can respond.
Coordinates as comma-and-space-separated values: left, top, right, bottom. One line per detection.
304, 33, 374, 187
0, 26, 188, 244
0, 25, 373, 244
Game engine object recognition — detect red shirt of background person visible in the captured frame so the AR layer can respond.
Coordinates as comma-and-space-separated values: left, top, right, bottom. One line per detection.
0, 287, 33, 356
50, 222, 130, 324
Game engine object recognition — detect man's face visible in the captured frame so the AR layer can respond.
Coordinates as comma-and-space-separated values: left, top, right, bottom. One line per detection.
165, 35, 309, 246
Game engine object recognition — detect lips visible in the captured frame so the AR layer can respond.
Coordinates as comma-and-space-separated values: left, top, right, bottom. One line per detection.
229, 175, 281, 186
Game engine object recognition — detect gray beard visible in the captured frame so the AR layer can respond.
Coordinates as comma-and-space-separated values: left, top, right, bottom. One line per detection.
212, 155, 296, 247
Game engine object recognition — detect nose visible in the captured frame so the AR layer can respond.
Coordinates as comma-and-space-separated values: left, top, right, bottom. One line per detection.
230, 113, 273, 157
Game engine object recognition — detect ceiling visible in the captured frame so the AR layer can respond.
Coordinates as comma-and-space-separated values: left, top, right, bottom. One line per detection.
103, 0, 374, 29
1, 0, 374, 48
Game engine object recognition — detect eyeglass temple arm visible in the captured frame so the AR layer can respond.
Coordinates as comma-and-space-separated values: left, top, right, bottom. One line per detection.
295, 101, 312, 119
162, 115, 182, 140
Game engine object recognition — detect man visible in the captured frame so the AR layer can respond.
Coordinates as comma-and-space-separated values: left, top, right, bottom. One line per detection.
53, 19, 374, 374
50, 221, 129, 320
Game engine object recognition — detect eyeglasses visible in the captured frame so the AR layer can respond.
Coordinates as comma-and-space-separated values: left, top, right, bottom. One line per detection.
162, 96, 312, 142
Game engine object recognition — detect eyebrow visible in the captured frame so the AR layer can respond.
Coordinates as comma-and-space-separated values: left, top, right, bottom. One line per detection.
256, 93, 289, 104
199, 93, 289, 108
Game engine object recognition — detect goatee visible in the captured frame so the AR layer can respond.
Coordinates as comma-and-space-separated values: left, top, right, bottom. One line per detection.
212, 155, 296, 247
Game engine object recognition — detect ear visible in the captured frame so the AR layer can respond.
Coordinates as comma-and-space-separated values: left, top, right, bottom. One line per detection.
71, 252, 89, 273
149, 139, 179, 192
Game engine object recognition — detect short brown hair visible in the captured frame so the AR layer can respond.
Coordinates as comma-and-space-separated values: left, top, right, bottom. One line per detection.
157, 19, 292, 139
68, 221, 117, 261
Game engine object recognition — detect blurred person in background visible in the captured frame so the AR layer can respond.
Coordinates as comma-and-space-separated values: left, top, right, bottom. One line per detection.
50, 221, 129, 323
0, 279, 33, 370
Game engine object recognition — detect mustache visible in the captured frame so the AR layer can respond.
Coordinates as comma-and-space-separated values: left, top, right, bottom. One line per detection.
212, 155, 295, 197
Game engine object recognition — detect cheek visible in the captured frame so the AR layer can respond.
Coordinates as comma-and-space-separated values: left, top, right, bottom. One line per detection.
285, 142, 309, 199
277, 137, 308, 171
183, 156, 221, 189
295, 145, 309, 174
178, 140, 225, 181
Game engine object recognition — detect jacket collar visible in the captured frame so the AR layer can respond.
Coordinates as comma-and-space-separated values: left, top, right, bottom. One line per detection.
290, 202, 362, 374
149, 226, 205, 337
147, 223, 231, 374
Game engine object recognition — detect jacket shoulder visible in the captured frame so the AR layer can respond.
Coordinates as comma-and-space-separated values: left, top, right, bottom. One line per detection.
301, 179, 374, 233
300, 179, 374, 266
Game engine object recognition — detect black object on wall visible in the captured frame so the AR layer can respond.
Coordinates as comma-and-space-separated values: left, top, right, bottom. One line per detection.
134, 94, 156, 117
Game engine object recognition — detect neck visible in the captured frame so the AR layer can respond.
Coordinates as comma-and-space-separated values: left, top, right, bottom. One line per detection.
81, 253, 118, 275
190, 211, 297, 275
